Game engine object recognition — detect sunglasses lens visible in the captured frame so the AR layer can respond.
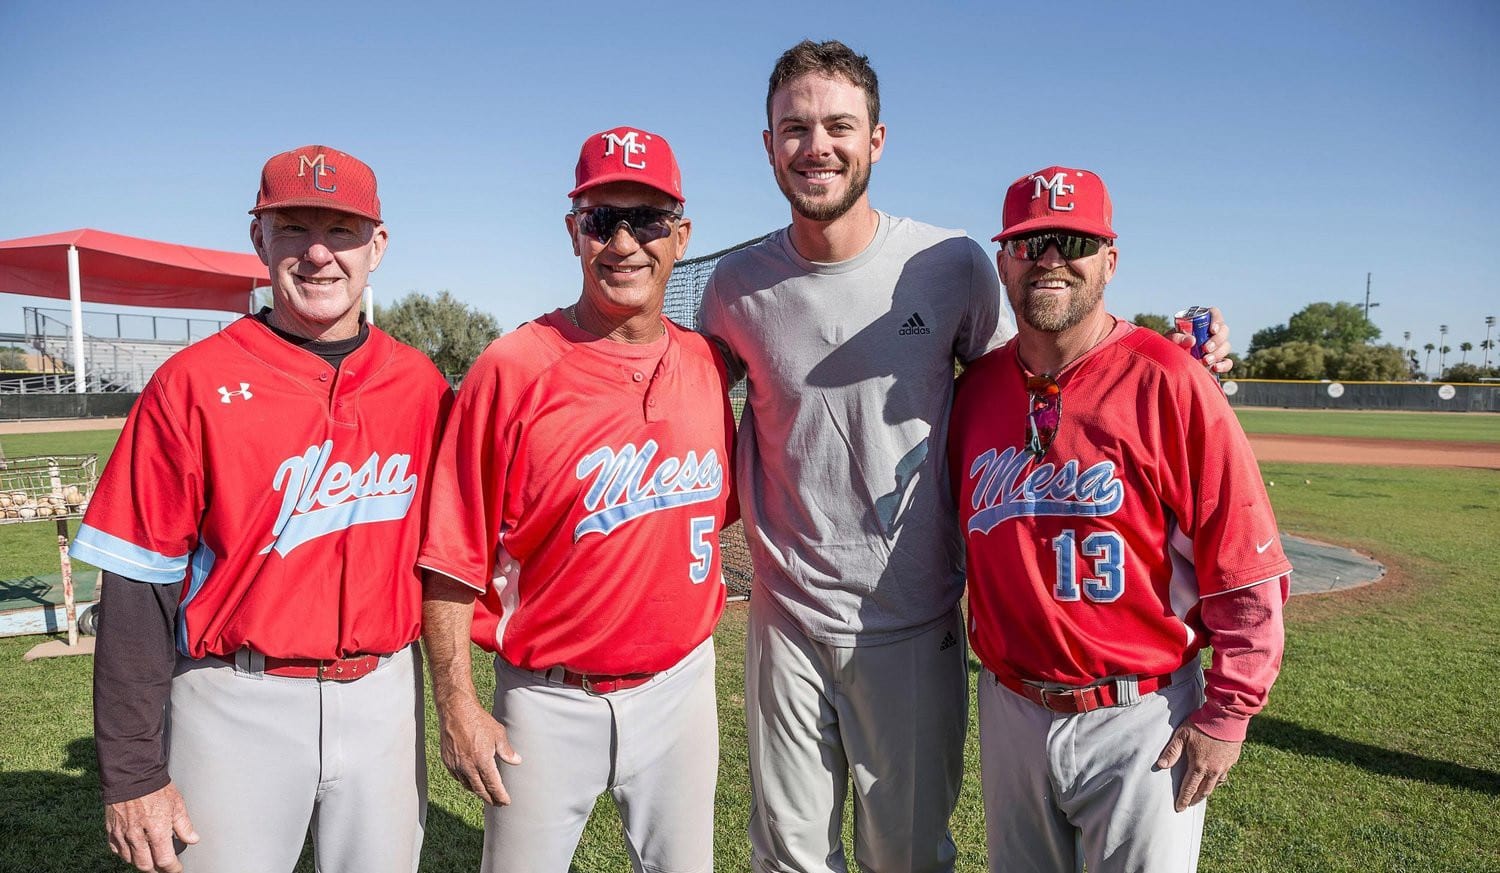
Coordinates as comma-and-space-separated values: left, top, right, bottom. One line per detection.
1008, 234, 1102, 261
577, 207, 676, 244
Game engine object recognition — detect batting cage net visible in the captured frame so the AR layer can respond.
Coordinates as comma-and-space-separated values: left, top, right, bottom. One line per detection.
662, 234, 771, 599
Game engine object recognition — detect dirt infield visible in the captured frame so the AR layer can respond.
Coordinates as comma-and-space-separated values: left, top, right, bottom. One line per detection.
1247, 433, 1500, 470
0, 417, 126, 435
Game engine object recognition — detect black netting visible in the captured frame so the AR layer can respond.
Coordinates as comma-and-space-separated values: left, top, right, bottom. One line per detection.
664, 235, 770, 598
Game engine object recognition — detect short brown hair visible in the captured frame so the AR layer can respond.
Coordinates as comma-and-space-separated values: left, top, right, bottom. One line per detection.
766, 39, 880, 128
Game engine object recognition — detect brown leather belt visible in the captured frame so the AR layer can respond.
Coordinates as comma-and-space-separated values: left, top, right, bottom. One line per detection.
995, 671, 1176, 713
215, 652, 382, 682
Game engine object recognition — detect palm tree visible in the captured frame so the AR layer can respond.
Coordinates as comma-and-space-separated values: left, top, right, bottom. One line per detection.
1440, 345, 1452, 373
1484, 338, 1497, 370
1460, 341, 1473, 364
1423, 342, 1436, 376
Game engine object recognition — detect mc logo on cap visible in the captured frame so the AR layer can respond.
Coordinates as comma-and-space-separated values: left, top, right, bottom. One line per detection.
992, 166, 1114, 242
250, 145, 382, 223
569, 126, 685, 203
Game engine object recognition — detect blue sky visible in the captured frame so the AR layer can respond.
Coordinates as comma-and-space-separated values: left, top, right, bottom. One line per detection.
2, 1, 1496, 365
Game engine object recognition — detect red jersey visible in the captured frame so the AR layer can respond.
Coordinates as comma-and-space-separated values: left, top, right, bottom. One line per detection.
949, 321, 1291, 688
418, 312, 736, 676
71, 317, 452, 660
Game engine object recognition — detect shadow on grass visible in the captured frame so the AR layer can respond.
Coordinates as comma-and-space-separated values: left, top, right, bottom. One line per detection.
0, 737, 484, 873
1250, 715, 1500, 795
1, 737, 113, 873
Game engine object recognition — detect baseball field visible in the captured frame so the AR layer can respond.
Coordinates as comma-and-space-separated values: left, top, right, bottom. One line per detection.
1, 408, 1496, 872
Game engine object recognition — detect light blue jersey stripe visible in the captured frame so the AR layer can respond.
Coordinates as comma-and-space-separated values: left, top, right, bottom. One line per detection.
69, 526, 188, 585
176, 543, 217, 655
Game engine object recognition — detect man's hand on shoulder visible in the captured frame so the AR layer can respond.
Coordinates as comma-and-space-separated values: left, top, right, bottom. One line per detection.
104, 782, 198, 873
1154, 722, 1243, 812
1167, 305, 1235, 374
435, 695, 522, 807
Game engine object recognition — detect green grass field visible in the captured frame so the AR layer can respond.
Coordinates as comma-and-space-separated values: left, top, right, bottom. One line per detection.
1, 416, 1497, 871
1234, 407, 1500, 443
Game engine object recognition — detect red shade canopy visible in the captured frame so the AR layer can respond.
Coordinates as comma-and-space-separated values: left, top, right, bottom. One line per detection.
0, 228, 268, 313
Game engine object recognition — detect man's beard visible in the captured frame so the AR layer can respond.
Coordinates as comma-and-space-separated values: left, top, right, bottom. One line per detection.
776, 160, 871, 223
1009, 269, 1106, 333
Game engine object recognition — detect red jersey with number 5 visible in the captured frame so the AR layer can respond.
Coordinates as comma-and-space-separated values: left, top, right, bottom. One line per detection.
418, 312, 736, 676
949, 321, 1291, 688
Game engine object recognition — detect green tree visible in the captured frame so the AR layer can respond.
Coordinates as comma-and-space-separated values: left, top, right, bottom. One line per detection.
1286, 301, 1381, 349
1249, 341, 1327, 380
1249, 301, 1379, 357
375, 290, 502, 377
1441, 363, 1496, 382
1459, 341, 1473, 364
1131, 313, 1173, 335
0, 347, 27, 370
1423, 342, 1436, 375
1247, 324, 1291, 356
1329, 344, 1408, 381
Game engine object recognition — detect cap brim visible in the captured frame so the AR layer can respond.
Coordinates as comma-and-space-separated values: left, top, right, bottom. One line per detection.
992, 216, 1116, 242
250, 198, 382, 223
568, 173, 684, 204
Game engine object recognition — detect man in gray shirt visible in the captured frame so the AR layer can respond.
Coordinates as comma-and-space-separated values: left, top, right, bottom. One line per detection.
699, 40, 1007, 873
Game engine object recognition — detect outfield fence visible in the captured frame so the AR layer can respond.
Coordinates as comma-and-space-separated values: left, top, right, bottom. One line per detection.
1223, 378, 1500, 412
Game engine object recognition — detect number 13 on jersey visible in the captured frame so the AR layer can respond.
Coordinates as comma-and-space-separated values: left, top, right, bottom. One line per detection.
1051, 529, 1125, 603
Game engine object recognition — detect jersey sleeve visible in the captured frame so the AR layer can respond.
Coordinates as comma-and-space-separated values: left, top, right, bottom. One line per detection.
70, 375, 204, 583
954, 237, 1014, 365
417, 348, 509, 592
1165, 364, 1292, 595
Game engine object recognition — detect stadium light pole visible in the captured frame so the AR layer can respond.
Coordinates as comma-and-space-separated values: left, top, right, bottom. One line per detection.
1362, 272, 1379, 328
1439, 324, 1449, 376
1486, 316, 1496, 370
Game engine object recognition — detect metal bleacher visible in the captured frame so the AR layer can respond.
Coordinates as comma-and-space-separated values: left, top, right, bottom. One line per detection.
3, 307, 233, 394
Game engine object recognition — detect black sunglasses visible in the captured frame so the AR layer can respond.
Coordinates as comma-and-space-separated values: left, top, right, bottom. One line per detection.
1002, 233, 1109, 262
571, 205, 682, 245
1025, 374, 1062, 459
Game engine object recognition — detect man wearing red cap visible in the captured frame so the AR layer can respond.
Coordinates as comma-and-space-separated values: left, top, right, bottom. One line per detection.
418, 126, 735, 873
73, 145, 451, 872
949, 167, 1289, 871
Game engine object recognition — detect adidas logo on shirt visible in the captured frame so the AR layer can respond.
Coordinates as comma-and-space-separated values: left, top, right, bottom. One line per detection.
898, 312, 932, 336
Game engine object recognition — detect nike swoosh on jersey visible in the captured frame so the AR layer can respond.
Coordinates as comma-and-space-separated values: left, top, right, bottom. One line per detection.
1256, 537, 1277, 553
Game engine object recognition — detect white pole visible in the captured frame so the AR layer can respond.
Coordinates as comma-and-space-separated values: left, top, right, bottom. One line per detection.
67, 245, 86, 394
364, 285, 375, 326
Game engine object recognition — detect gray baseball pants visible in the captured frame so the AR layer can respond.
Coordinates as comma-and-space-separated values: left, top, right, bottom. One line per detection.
978, 663, 1207, 873
168, 644, 426, 873
745, 593, 968, 873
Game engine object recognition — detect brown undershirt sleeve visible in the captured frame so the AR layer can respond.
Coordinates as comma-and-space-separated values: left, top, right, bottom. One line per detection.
92, 570, 181, 804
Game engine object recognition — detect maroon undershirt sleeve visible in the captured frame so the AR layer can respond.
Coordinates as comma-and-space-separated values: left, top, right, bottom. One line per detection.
1189, 574, 1290, 743
93, 570, 181, 804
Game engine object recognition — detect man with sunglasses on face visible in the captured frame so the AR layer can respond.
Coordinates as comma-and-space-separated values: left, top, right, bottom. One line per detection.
949, 167, 1290, 872
418, 126, 735, 873
700, 41, 1233, 873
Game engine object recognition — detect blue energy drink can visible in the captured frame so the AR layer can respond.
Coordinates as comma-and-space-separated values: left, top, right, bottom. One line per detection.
1174, 306, 1213, 359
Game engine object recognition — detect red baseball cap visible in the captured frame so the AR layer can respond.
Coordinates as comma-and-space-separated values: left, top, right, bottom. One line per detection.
250, 145, 381, 222
568, 126, 685, 204
992, 166, 1114, 242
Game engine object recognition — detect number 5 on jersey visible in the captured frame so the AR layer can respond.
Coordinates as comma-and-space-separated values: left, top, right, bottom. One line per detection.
689, 516, 717, 585
1051, 530, 1124, 603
